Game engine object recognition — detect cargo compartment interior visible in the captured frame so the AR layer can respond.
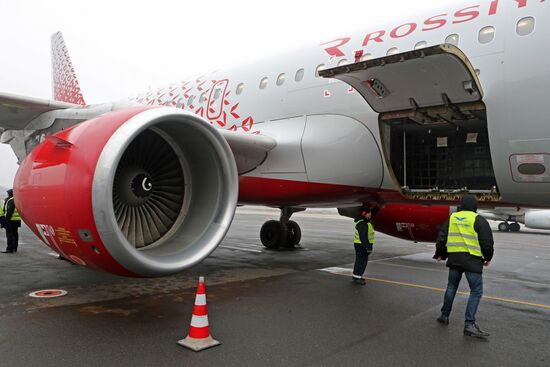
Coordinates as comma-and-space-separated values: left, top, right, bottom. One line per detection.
381, 102, 498, 194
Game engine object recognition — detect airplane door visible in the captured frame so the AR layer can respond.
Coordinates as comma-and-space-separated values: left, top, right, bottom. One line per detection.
320, 45, 499, 202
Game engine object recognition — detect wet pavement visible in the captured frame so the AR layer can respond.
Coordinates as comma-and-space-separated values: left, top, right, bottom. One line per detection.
0, 207, 548, 366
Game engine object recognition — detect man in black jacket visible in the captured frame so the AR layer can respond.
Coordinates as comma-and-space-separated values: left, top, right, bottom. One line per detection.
434, 194, 494, 338
1, 189, 22, 254
352, 205, 379, 285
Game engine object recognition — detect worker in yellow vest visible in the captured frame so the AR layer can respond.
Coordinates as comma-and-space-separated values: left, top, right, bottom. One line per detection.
1, 189, 22, 254
434, 195, 494, 338
352, 205, 379, 285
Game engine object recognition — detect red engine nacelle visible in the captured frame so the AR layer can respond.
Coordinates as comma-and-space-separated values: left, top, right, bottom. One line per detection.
14, 107, 238, 277
373, 204, 453, 242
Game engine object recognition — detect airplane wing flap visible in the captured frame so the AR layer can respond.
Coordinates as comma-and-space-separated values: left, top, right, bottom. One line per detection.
0, 92, 78, 130
219, 130, 277, 174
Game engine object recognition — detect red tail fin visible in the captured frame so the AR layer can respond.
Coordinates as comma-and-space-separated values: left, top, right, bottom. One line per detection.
51, 32, 86, 105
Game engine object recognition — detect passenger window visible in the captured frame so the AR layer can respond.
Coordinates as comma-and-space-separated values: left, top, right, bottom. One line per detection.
386, 47, 399, 56
199, 93, 206, 103
295, 68, 304, 82
360, 53, 372, 62
315, 64, 326, 78
414, 41, 427, 50
445, 34, 459, 46
276, 73, 286, 86
478, 26, 495, 44
337, 59, 349, 67
188, 95, 195, 106
259, 77, 268, 90
516, 17, 535, 36
236, 83, 244, 95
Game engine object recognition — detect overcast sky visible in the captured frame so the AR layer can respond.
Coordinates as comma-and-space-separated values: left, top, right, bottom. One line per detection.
0, 0, 462, 188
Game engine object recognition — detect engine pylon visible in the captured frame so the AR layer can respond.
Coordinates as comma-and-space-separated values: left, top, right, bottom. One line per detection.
177, 277, 221, 351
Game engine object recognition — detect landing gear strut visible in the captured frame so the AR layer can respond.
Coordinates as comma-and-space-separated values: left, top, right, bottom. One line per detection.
260, 207, 304, 249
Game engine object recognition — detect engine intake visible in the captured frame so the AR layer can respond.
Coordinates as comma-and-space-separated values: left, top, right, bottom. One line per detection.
15, 107, 238, 277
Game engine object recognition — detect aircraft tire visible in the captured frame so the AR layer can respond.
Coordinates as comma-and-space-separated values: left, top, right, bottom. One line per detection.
509, 222, 521, 232
260, 220, 287, 249
284, 220, 301, 247
498, 222, 510, 232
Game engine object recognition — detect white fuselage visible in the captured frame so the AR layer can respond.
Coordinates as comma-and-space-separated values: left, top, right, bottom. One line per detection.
130, 0, 550, 207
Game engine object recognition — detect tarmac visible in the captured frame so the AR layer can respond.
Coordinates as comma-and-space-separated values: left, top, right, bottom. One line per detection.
0, 207, 548, 367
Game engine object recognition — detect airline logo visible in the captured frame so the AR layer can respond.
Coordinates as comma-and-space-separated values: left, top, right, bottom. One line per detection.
321, 0, 546, 58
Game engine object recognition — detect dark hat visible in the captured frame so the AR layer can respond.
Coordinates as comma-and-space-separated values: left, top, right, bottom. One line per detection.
360, 206, 371, 215
6, 189, 13, 196
460, 194, 478, 212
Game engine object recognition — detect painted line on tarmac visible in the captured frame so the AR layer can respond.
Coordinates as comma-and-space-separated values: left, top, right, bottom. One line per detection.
369, 260, 550, 288
219, 245, 263, 253
319, 267, 550, 311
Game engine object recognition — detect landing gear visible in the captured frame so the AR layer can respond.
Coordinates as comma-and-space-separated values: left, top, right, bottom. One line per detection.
260, 220, 287, 249
498, 222, 509, 232
286, 220, 302, 247
498, 221, 521, 232
260, 207, 304, 249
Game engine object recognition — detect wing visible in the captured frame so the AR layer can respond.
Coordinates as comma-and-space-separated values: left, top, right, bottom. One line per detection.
219, 130, 277, 174
0, 92, 78, 131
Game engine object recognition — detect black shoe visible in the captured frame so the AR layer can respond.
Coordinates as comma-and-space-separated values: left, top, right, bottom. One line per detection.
464, 324, 490, 338
352, 277, 366, 285
437, 314, 449, 325
1, 251, 14, 254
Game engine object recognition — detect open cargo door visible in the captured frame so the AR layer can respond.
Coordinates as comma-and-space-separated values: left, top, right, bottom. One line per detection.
320, 44, 499, 202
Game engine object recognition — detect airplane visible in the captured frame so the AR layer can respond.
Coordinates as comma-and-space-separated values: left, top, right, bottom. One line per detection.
0, 0, 548, 277
478, 208, 550, 231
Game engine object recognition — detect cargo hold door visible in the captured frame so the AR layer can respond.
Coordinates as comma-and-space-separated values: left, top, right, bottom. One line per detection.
320, 44, 499, 202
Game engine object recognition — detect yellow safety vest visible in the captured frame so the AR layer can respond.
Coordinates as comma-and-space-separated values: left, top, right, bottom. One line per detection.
3, 197, 21, 221
447, 211, 482, 258
354, 219, 375, 245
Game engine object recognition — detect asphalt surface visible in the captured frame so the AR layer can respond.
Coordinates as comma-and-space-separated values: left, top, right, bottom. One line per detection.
0, 207, 549, 367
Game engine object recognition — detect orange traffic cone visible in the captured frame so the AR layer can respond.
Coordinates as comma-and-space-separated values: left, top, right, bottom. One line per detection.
177, 276, 221, 351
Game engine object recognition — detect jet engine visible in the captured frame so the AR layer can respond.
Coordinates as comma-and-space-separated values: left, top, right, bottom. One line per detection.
524, 211, 550, 230
14, 107, 238, 277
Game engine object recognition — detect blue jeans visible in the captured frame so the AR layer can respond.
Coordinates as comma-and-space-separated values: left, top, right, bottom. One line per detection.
441, 268, 483, 326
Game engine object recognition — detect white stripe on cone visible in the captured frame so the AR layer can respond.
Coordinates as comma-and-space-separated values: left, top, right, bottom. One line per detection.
191, 315, 209, 328
195, 294, 206, 305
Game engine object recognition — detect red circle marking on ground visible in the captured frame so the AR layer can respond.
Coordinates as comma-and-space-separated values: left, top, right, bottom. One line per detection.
29, 289, 68, 298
